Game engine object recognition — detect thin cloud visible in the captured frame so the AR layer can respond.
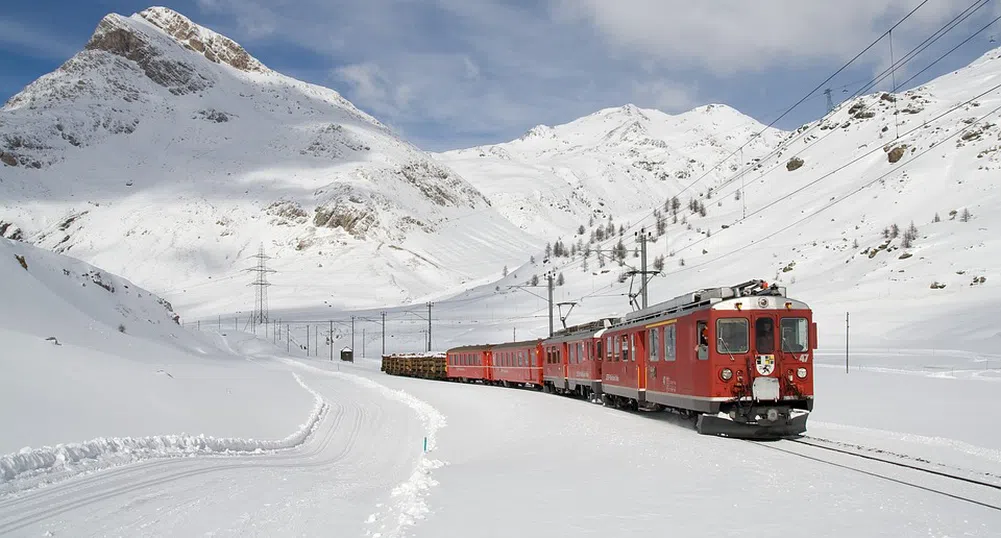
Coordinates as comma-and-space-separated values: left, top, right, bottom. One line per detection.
0, 16, 82, 60
191, 0, 1001, 150
548, 0, 966, 75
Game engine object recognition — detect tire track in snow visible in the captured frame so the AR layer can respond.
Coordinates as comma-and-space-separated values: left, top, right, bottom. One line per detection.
281, 359, 448, 538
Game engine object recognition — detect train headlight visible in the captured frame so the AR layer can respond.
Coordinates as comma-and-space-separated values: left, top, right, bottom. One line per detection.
797, 367, 808, 379
721, 368, 733, 381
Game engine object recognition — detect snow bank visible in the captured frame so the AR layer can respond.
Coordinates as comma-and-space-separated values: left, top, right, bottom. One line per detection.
0, 372, 327, 488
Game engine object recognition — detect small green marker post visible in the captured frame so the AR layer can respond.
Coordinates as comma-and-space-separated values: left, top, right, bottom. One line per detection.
423, 436, 427, 453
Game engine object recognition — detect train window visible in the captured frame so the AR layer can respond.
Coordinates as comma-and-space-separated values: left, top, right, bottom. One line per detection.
755, 318, 775, 354
621, 335, 630, 362
649, 329, 660, 362
717, 318, 750, 355
781, 318, 808, 352
697, 321, 709, 360
596, 340, 603, 361
665, 324, 677, 361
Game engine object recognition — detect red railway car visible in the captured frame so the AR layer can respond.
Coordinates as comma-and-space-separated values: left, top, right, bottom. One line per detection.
542, 318, 617, 401
446, 344, 492, 383
598, 279, 815, 437
491, 339, 544, 388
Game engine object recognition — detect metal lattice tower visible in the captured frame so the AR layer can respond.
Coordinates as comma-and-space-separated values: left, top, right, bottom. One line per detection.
246, 243, 276, 328
824, 88, 834, 114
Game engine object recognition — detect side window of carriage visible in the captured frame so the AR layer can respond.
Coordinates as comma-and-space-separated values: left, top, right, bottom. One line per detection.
696, 321, 708, 360
665, 324, 677, 362
649, 328, 660, 362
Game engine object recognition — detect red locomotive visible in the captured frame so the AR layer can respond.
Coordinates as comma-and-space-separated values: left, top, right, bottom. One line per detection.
432, 279, 816, 439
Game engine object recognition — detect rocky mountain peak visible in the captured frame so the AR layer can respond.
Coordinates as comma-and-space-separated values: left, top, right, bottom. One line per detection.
136, 7, 268, 73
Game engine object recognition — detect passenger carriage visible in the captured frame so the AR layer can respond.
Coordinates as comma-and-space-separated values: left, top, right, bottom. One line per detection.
490, 339, 544, 388
542, 318, 617, 400
446, 344, 492, 383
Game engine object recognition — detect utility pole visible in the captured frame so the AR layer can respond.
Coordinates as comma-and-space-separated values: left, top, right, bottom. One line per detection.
306, 325, 310, 357
427, 302, 433, 351
631, 227, 656, 309
546, 269, 555, 337
846, 312, 850, 374
363, 328, 366, 357
351, 316, 356, 354
329, 320, 333, 361
381, 311, 386, 356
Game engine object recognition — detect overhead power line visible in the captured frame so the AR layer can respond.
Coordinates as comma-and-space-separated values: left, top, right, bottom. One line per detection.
552, 0, 994, 279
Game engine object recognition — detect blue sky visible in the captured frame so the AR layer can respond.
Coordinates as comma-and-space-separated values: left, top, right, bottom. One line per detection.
2, 0, 1000, 151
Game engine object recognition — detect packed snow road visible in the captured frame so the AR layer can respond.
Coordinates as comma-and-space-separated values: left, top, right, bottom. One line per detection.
0, 362, 432, 537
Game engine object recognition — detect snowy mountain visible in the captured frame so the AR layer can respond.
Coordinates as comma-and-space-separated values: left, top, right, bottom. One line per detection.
421, 46, 1001, 355
0, 6, 536, 318
435, 102, 785, 237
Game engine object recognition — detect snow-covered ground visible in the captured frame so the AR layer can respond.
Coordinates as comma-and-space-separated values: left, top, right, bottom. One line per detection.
2, 235, 999, 535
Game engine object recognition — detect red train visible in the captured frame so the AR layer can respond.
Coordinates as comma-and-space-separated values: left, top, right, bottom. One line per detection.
440, 279, 815, 439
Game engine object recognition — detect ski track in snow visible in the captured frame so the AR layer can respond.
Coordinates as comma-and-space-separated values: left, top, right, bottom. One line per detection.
0, 371, 328, 495
280, 358, 448, 538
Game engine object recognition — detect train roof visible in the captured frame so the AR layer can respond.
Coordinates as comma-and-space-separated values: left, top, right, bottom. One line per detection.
492, 339, 543, 349
611, 279, 807, 329
446, 344, 494, 352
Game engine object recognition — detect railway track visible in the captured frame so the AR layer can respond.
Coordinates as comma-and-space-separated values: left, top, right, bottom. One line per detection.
750, 436, 1001, 512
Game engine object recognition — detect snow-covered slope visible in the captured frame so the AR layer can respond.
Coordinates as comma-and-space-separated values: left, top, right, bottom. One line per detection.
435, 103, 784, 238
0, 237, 317, 482
0, 6, 536, 317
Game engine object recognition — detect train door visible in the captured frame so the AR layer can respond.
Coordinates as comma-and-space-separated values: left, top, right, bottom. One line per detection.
634, 329, 648, 393
750, 313, 780, 401
561, 342, 569, 382
644, 321, 680, 398
619, 331, 642, 397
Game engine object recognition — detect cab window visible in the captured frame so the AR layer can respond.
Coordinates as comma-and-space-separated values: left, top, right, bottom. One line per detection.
781, 318, 809, 352
755, 318, 775, 354
697, 321, 709, 360
717, 318, 749, 354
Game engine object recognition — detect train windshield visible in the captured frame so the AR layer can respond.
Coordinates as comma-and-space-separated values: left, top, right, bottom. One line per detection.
781, 318, 809, 352
716, 318, 749, 354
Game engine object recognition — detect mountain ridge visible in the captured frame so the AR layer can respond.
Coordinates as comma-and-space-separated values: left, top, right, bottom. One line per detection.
0, 6, 531, 318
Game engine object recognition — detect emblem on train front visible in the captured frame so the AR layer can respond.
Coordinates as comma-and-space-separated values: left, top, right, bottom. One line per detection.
755, 355, 775, 375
